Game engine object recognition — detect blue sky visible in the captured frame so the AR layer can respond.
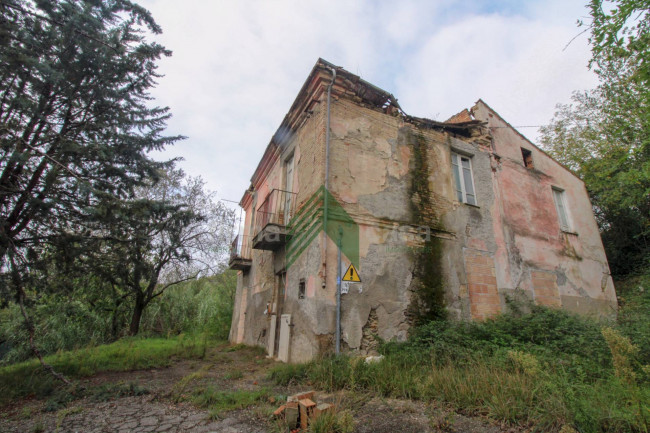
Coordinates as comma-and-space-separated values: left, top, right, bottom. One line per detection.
139, 0, 598, 206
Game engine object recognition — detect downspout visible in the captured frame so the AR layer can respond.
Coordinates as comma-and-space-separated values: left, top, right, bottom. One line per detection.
323, 66, 340, 354
324, 67, 336, 240
323, 67, 336, 283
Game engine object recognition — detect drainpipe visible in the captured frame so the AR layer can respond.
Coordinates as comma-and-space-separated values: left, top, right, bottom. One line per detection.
324, 66, 339, 354
324, 66, 336, 240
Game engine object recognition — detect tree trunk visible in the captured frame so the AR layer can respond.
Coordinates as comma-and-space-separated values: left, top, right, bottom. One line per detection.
129, 295, 145, 336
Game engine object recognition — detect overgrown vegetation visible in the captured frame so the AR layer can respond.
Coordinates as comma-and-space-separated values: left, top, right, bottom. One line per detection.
540, 0, 650, 277
269, 284, 650, 432
190, 387, 272, 419
0, 272, 236, 365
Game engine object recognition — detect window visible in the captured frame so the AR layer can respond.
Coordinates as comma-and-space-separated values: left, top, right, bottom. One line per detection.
451, 152, 477, 205
298, 278, 305, 299
552, 188, 570, 231
284, 155, 294, 222
521, 148, 534, 169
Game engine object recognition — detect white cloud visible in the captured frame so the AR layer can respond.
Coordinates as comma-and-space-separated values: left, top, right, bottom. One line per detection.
139, 0, 599, 206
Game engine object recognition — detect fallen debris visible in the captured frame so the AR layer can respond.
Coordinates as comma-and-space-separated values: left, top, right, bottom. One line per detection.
273, 390, 337, 431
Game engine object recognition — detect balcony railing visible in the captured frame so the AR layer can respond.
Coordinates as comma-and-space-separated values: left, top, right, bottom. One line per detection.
252, 189, 296, 250
228, 234, 252, 270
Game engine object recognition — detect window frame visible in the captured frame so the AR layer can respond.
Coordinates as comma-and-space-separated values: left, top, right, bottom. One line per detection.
298, 278, 305, 300
521, 147, 534, 169
551, 187, 571, 232
451, 151, 478, 206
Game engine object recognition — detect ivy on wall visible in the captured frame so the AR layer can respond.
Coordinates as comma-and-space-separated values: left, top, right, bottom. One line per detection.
406, 129, 446, 324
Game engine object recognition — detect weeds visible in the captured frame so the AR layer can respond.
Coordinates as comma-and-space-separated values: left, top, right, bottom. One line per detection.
54, 406, 82, 432
170, 365, 211, 402
187, 387, 271, 418
224, 369, 243, 380
307, 409, 355, 433
270, 305, 650, 432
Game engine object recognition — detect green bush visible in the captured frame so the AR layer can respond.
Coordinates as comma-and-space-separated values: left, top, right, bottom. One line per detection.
139, 272, 236, 339
271, 303, 650, 432
0, 296, 113, 365
616, 274, 650, 365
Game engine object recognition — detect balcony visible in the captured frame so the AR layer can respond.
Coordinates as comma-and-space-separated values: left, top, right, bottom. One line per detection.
252, 189, 296, 251
228, 235, 252, 271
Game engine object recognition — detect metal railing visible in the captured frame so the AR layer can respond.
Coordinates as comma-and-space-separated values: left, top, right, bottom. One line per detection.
254, 189, 296, 237
230, 234, 252, 262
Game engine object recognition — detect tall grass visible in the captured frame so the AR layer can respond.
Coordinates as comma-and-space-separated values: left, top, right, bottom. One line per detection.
269, 304, 650, 433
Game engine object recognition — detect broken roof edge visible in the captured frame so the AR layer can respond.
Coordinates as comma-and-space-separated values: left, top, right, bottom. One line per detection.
247, 58, 405, 190
472, 99, 584, 183
243, 59, 489, 203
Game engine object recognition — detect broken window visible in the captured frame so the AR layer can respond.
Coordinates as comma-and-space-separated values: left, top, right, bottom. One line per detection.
451, 152, 477, 205
298, 278, 305, 299
521, 148, 534, 169
552, 187, 571, 231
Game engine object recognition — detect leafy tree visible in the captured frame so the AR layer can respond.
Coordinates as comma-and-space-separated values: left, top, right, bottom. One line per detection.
540, 0, 649, 276
90, 169, 233, 335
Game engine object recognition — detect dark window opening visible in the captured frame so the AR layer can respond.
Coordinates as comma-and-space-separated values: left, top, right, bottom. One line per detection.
521, 148, 534, 169
298, 279, 305, 299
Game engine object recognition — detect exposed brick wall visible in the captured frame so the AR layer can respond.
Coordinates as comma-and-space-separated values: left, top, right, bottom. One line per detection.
446, 109, 472, 123
531, 270, 561, 307
464, 249, 501, 319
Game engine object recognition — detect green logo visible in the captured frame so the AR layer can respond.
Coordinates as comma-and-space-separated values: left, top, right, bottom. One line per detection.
285, 186, 359, 269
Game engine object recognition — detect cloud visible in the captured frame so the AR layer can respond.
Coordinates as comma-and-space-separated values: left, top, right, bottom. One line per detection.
139, 0, 598, 207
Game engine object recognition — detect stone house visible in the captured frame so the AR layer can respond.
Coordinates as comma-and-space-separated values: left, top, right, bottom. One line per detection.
228, 58, 617, 363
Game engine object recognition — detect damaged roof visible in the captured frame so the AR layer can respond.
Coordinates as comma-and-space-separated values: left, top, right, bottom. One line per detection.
244, 58, 487, 202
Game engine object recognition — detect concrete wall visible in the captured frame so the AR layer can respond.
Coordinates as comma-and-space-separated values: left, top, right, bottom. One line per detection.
325, 97, 502, 349
229, 93, 328, 351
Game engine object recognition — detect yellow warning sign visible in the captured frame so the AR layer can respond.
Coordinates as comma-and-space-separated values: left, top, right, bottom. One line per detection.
342, 264, 361, 282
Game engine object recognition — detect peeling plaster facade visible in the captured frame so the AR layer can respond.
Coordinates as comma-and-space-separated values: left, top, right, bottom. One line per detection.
228, 59, 617, 363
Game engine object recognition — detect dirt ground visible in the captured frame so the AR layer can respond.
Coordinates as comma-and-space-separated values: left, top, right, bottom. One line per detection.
0, 344, 522, 433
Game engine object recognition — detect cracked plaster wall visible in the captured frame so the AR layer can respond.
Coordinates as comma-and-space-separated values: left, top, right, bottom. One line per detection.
230, 93, 618, 363
473, 101, 617, 317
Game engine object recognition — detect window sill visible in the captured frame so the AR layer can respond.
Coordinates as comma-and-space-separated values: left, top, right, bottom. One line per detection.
462, 202, 480, 209
561, 229, 578, 236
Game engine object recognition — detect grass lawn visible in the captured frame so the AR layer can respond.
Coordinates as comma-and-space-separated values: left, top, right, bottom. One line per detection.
0, 333, 216, 403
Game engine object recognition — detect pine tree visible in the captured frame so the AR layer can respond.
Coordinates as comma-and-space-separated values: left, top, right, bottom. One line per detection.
0, 0, 182, 264
0, 0, 182, 377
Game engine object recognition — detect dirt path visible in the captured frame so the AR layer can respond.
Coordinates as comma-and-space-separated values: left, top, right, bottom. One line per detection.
0, 345, 518, 433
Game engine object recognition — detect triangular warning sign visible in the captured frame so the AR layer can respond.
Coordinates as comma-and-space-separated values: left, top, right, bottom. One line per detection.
342, 263, 361, 282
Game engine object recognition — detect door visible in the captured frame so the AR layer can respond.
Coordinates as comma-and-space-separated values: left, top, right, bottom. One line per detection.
273, 272, 286, 357
278, 314, 291, 363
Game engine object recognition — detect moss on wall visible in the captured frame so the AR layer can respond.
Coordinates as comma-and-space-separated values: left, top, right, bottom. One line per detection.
406, 129, 446, 324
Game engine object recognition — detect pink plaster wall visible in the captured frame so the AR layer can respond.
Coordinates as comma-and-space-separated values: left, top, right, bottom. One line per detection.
474, 101, 616, 313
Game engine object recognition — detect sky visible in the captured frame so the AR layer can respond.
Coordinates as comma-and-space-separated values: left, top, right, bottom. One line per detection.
139, 0, 599, 208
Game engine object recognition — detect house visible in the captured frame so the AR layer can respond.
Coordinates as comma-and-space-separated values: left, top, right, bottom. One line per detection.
228, 58, 617, 363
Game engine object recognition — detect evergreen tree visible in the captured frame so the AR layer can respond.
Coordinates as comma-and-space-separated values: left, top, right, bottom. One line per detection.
0, 0, 181, 376
0, 0, 182, 265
